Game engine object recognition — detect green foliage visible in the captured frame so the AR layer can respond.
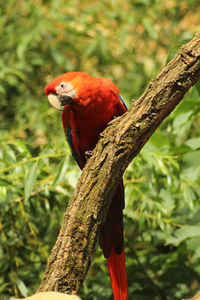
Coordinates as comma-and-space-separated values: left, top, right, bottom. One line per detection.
0, 0, 200, 299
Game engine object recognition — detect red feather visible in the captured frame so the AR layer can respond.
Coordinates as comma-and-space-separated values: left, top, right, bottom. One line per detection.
45, 72, 129, 299
107, 246, 128, 300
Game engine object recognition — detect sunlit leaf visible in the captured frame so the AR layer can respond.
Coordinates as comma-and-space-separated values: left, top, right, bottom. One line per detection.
172, 111, 192, 132
166, 225, 200, 246
24, 161, 38, 201
183, 187, 195, 210
0, 186, 7, 200
52, 156, 69, 187
15, 277, 28, 297
185, 137, 200, 150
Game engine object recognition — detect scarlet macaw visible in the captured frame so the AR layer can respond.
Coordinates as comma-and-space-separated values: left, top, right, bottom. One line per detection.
45, 72, 128, 300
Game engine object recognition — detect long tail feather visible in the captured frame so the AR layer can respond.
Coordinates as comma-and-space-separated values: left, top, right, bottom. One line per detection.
107, 245, 128, 300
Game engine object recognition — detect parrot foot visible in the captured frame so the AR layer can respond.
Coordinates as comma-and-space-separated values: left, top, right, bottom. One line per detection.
132, 98, 136, 104
85, 150, 93, 160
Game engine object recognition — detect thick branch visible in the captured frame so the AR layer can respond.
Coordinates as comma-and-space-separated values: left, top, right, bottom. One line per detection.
38, 34, 200, 294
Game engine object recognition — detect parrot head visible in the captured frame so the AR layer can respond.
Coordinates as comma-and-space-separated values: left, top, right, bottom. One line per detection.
44, 72, 92, 111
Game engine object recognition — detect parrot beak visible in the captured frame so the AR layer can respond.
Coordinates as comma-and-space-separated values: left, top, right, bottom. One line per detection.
48, 94, 73, 111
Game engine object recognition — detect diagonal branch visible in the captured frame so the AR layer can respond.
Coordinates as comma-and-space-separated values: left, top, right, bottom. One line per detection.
38, 33, 200, 294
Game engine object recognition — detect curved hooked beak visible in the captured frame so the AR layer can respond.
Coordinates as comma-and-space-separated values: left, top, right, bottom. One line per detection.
48, 94, 73, 111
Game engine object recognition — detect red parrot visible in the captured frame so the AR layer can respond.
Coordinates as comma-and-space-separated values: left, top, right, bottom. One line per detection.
45, 72, 128, 300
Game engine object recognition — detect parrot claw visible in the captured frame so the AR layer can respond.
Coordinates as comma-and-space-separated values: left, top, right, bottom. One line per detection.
131, 98, 136, 104
85, 150, 93, 160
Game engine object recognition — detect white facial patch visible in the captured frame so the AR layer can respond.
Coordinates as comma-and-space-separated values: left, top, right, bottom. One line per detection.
48, 82, 76, 111
56, 82, 76, 99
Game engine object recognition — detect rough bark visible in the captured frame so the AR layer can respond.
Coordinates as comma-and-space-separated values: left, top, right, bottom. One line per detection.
38, 33, 200, 294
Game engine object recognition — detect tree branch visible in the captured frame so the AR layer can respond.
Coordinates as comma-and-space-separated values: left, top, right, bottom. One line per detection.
38, 33, 200, 294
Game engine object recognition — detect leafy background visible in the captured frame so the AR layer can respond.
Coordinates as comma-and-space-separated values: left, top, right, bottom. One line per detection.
0, 0, 200, 299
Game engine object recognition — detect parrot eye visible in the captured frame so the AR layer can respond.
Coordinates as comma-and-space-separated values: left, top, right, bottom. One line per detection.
59, 82, 66, 88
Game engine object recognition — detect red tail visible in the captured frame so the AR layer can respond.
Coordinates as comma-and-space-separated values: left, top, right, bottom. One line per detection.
107, 245, 128, 300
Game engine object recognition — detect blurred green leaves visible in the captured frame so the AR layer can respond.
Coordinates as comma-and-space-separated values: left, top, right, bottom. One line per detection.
0, 0, 200, 299
142, 17, 158, 40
